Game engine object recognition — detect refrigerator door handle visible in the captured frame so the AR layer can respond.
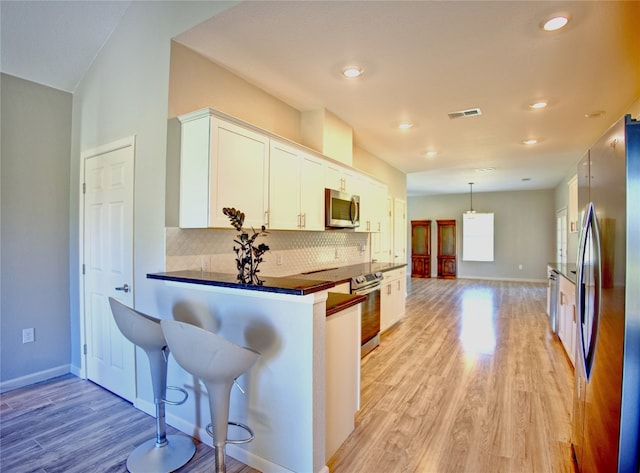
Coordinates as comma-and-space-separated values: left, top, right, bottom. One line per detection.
576, 202, 602, 381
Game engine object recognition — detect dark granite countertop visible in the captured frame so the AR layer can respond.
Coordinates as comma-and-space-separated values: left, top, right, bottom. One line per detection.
326, 293, 367, 317
147, 270, 335, 296
548, 262, 577, 284
292, 262, 407, 285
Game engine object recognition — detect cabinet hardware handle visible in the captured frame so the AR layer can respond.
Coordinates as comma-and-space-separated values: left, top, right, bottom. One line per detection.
115, 284, 130, 293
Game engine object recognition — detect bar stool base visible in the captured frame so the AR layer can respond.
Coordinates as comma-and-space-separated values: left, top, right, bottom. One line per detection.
126, 435, 196, 473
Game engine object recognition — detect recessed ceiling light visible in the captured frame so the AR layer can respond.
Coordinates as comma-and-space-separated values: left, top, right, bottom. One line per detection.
424, 151, 438, 158
475, 167, 495, 173
585, 110, 606, 118
542, 15, 570, 32
523, 139, 538, 145
398, 122, 414, 130
342, 66, 363, 78
529, 101, 548, 110
522, 178, 532, 182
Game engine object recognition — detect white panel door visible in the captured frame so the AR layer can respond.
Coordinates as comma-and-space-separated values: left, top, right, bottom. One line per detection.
83, 140, 135, 401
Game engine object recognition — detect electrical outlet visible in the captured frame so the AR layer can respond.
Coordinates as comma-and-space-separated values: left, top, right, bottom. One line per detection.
334, 248, 339, 259
276, 253, 283, 266
518, 264, 523, 270
22, 328, 35, 344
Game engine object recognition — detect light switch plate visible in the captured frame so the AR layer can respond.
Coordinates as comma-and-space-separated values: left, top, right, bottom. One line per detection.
22, 327, 35, 344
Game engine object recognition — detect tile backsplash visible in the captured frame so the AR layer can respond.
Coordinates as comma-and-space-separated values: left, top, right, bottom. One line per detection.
166, 227, 370, 277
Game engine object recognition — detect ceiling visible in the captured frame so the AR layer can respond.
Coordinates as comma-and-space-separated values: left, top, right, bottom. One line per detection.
2, 1, 639, 196
0, 0, 130, 92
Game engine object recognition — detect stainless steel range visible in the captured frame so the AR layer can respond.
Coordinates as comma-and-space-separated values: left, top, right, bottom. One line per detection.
351, 271, 383, 357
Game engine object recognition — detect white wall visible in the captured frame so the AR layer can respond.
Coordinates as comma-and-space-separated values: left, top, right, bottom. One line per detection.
70, 1, 239, 369
0, 74, 72, 389
408, 189, 555, 281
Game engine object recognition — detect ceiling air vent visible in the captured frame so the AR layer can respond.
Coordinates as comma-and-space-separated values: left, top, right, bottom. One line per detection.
448, 108, 482, 119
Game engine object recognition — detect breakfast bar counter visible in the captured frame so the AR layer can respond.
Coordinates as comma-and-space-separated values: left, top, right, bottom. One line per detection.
147, 270, 335, 295
146, 270, 360, 473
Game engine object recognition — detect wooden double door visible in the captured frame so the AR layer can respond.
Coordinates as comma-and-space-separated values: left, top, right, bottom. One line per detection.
437, 219, 456, 278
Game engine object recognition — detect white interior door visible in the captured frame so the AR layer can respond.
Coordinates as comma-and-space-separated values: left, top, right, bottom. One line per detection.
83, 138, 135, 401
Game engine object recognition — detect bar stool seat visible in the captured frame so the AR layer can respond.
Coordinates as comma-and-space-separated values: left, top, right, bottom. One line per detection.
160, 320, 260, 473
109, 298, 196, 473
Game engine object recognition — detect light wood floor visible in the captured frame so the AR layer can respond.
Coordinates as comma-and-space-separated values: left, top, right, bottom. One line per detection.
329, 278, 576, 473
0, 278, 575, 473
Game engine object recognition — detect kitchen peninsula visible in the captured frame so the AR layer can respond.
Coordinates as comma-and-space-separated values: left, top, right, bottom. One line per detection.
146, 269, 366, 473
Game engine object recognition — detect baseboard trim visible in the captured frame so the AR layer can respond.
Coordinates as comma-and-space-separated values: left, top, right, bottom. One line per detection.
0, 364, 71, 393
69, 364, 82, 378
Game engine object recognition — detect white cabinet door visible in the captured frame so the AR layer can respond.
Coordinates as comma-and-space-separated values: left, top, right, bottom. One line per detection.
325, 162, 345, 191
370, 180, 388, 233
558, 275, 576, 366
354, 176, 386, 234
324, 162, 358, 194
211, 117, 269, 229
373, 196, 393, 262
178, 109, 269, 229
269, 140, 324, 231
380, 278, 396, 332
299, 154, 325, 230
380, 268, 406, 332
269, 140, 301, 230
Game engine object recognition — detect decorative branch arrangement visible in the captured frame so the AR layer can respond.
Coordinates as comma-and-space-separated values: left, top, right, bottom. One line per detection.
223, 207, 270, 285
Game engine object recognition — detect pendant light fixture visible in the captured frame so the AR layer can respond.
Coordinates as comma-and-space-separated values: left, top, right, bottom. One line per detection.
466, 182, 476, 214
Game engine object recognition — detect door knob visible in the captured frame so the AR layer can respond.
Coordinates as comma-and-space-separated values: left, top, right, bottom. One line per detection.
115, 284, 130, 293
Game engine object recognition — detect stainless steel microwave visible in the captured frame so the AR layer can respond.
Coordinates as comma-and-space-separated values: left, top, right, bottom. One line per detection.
325, 188, 360, 228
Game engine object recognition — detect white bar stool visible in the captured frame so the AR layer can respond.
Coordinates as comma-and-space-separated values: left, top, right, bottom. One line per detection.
108, 298, 196, 473
160, 320, 260, 473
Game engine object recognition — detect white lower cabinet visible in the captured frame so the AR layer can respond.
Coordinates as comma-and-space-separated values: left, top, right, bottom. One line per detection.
380, 268, 406, 332
558, 275, 576, 366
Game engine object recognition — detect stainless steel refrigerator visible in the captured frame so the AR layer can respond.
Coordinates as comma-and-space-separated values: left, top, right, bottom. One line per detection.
572, 114, 640, 473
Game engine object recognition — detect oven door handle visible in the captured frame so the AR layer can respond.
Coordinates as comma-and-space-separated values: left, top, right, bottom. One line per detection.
354, 283, 382, 296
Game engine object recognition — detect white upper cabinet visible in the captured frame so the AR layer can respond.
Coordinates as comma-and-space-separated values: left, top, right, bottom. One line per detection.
179, 107, 392, 233
299, 154, 325, 230
179, 109, 269, 229
356, 176, 387, 233
269, 139, 324, 231
370, 179, 388, 233
324, 162, 358, 193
